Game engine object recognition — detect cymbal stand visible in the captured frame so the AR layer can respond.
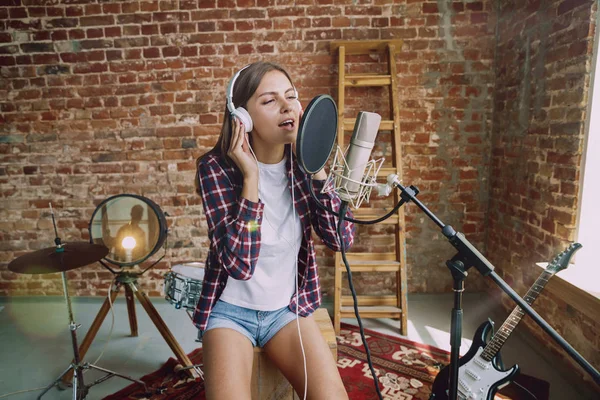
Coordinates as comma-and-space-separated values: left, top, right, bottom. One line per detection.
38, 261, 149, 399
59, 267, 202, 386
38, 208, 149, 399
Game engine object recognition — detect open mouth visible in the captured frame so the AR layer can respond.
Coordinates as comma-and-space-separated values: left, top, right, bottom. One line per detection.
278, 119, 295, 129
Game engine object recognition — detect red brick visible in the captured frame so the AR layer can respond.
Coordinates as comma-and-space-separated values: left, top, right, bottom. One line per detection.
422, 3, 438, 13
80, 15, 115, 26
557, 0, 590, 15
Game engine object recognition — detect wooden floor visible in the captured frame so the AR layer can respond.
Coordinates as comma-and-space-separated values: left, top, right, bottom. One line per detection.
0, 292, 595, 399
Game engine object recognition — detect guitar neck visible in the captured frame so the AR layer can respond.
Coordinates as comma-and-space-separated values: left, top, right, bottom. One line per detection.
481, 270, 553, 361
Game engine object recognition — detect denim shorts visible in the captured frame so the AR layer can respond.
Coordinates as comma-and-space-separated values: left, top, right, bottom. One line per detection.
198, 299, 298, 347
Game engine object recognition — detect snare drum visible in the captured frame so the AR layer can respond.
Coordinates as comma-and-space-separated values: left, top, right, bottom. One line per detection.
164, 262, 205, 310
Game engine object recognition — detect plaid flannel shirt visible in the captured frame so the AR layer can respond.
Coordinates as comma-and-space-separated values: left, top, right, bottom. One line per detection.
193, 150, 355, 332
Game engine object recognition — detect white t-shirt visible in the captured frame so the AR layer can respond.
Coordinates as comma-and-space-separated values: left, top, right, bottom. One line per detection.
220, 157, 302, 310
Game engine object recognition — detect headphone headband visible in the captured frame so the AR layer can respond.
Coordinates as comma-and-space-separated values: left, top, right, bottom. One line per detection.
226, 64, 251, 115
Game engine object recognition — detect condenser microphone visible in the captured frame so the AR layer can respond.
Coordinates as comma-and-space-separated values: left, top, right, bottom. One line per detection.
337, 111, 381, 202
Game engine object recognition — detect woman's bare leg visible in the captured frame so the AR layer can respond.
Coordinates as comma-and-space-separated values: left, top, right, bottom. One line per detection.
203, 328, 254, 400
263, 315, 348, 400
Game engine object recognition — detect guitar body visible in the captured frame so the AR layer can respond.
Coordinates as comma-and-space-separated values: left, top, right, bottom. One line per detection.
430, 243, 580, 400
430, 321, 519, 400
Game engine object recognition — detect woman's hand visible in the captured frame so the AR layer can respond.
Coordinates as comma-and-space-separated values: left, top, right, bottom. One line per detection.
228, 118, 258, 180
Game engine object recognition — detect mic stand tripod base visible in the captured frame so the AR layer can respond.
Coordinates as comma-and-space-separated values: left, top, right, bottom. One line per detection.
38, 272, 149, 400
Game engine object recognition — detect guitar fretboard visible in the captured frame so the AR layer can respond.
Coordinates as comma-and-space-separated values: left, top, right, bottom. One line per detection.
480, 270, 553, 361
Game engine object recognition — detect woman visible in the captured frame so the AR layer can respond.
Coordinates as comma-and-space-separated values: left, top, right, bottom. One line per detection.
194, 61, 354, 400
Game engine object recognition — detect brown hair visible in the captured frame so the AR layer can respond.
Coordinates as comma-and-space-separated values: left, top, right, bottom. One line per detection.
196, 61, 293, 167
195, 61, 295, 192
215, 61, 294, 161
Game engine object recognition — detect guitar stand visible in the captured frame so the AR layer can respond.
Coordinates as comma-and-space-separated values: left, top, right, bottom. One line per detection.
393, 182, 600, 400
60, 271, 199, 387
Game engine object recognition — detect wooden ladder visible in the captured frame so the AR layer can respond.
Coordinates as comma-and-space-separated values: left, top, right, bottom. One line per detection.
329, 39, 408, 336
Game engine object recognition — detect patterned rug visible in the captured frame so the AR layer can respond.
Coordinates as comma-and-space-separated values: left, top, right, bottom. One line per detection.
102, 322, 549, 399
337, 323, 449, 399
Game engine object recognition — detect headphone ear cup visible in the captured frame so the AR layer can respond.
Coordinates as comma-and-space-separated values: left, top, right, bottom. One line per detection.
232, 107, 253, 133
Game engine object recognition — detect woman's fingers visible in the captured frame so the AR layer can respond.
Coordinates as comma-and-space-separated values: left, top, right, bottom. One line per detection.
235, 119, 246, 149
228, 118, 254, 177
229, 118, 244, 156
241, 132, 250, 154
230, 118, 240, 151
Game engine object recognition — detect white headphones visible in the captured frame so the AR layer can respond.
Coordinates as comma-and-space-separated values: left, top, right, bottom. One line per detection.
226, 64, 301, 134
226, 65, 253, 133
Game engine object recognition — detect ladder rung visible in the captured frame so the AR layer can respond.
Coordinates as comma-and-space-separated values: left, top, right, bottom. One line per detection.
343, 118, 394, 131
342, 295, 397, 306
340, 306, 403, 318
330, 39, 404, 55
345, 252, 396, 261
338, 262, 401, 273
345, 74, 391, 87
349, 209, 400, 224
339, 265, 400, 272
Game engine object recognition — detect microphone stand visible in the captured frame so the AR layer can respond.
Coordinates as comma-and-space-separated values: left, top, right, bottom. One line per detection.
392, 182, 600, 399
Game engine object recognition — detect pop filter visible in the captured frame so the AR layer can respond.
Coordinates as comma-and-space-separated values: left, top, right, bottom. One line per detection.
296, 94, 338, 174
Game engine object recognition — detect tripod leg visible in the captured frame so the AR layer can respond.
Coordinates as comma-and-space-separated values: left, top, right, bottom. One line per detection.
129, 283, 199, 378
72, 368, 78, 400
37, 364, 75, 400
73, 366, 89, 400
61, 284, 121, 386
86, 363, 150, 393
124, 283, 138, 337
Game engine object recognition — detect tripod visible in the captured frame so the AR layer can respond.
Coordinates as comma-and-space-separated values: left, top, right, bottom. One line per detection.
38, 270, 148, 400
60, 269, 200, 387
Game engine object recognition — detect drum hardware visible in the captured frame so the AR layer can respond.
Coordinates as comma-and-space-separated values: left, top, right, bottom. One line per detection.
164, 262, 205, 319
58, 194, 201, 387
164, 262, 206, 377
8, 203, 150, 400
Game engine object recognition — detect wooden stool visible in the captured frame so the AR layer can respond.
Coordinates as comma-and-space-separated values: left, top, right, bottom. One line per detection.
251, 308, 337, 400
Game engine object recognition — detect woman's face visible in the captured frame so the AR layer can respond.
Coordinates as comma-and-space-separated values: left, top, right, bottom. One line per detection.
245, 70, 300, 148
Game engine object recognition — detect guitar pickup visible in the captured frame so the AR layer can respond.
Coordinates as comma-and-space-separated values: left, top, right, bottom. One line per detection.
465, 369, 481, 381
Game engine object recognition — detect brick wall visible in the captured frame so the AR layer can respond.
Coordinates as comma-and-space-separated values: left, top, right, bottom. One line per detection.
487, 0, 598, 388
0, 0, 496, 298
2, 0, 597, 390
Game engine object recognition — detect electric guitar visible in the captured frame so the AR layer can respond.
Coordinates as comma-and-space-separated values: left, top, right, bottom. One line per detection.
430, 242, 581, 400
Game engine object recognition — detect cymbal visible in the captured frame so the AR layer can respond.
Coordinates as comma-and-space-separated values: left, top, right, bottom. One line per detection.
8, 242, 109, 274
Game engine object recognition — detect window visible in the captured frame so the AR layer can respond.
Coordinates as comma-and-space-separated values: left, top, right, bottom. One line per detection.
550, 24, 600, 300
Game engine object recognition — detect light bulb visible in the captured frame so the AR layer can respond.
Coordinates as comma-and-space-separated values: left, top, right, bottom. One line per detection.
122, 236, 136, 250
122, 236, 136, 263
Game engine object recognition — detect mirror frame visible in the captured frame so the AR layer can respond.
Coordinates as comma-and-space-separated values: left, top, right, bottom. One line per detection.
88, 194, 168, 267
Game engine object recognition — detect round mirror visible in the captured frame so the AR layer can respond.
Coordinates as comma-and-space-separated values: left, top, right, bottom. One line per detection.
89, 194, 167, 267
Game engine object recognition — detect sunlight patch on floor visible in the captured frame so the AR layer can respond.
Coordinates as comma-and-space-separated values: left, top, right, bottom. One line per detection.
424, 325, 473, 355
